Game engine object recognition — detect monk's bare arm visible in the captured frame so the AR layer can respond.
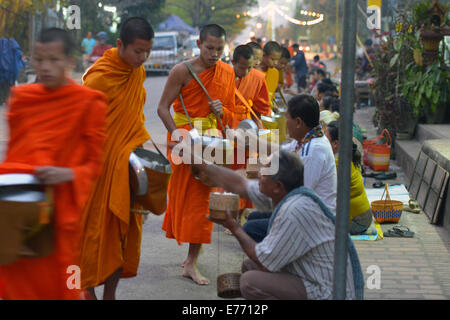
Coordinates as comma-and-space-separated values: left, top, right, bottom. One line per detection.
157, 64, 187, 135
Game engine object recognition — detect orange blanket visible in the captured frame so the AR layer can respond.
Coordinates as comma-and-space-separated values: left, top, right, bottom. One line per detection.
234, 68, 271, 121
80, 48, 149, 289
0, 81, 106, 300
163, 60, 235, 244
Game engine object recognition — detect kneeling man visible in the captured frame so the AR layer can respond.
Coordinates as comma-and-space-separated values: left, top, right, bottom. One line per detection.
192, 150, 363, 300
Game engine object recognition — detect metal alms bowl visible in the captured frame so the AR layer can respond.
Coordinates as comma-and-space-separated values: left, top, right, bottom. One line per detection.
129, 148, 172, 197
201, 135, 233, 151
237, 118, 258, 134
0, 174, 45, 202
129, 152, 149, 196
134, 148, 171, 173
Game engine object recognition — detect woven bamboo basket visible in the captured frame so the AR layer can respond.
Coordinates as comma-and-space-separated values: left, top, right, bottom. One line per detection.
217, 273, 242, 298
371, 184, 403, 223
209, 192, 239, 220
246, 160, 262, 179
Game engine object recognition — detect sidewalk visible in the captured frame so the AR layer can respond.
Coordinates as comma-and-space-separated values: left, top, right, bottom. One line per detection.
353, 106, 450, 299
1, 96, 450, 300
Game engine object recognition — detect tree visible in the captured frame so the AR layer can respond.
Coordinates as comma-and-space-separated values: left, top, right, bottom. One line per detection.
0, 0, 68, 54
67, 0, 115, 44
112, 0, 165, 28
164, 0, 257, 38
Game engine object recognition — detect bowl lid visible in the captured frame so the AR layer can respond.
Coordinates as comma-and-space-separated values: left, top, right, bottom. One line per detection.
0, 174, 41, 187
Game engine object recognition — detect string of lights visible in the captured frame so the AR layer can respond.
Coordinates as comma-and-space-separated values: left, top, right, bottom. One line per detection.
244, 2, 324, 26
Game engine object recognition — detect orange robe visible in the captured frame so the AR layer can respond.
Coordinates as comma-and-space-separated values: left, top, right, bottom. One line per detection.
80, 48, 149, 289
163, 60, 235, 244
233, 68, 271, 126
233, 69, 271, 210
0, 81, 107, 299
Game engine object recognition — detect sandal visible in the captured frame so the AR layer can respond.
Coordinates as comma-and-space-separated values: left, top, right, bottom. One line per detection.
373, 180, 385, 188
404, 200, 421, 214
384, 225, 415, 238
363, 172, 378, 178
373, 172, 397, 180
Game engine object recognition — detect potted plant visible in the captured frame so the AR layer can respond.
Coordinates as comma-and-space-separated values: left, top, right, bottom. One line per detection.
401, 0, 450, 124
371, 13, 419, 141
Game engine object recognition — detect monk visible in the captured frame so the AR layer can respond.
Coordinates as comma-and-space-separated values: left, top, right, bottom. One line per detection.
157, 24, 235, 285
247, 41, 263, 69
79, 17, 154, 300
232, 44, 271, 126
255, 41, 282, 112
0, 28, 107, 300
278, 47, 294, 90
230, 44, 271, 212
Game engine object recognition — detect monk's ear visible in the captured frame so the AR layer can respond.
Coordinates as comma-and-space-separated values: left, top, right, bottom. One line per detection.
116, 39, 123, 50
196, 39, 201, 48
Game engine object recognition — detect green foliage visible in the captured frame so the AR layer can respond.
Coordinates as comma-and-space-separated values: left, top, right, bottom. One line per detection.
0, 0, 68, 53
68, 0, 165, 48
372, 0, 450, 129
164, 0, 256, 38
113, 0, 165, 28
402, 61, 449, 122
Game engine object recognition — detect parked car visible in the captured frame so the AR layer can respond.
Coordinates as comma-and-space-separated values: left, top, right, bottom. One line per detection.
181, 35, 200, 59
144, 31, 183, 74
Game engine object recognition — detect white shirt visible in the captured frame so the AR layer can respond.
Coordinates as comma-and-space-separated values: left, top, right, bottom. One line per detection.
247, 187, 356, 300
283, 136, 337, 213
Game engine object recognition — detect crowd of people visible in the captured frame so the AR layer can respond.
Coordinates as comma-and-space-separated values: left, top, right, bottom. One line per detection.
0, 17, 371, 301
81, 31, 113, 69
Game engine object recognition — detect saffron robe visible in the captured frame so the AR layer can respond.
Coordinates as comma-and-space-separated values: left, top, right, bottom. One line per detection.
0, 81, 107, 299
80, 48, 149, 289
163, 60, 235, 244
234, 68, 271, 123
233, 69, 271, 209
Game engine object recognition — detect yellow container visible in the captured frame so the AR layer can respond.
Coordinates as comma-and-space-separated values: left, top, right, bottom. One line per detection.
274, 114, 286, 142
261, 116, 278, 130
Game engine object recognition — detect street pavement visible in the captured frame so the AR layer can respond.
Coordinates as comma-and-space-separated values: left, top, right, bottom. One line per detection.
1, 70, 450, 300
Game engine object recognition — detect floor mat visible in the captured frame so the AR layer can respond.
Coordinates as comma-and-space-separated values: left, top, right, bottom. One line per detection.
351, 221, 384, 241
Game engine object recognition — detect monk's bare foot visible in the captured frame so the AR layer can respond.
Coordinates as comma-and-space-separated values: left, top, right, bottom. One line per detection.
182, 264, 210, 285
182, 245, 205, 267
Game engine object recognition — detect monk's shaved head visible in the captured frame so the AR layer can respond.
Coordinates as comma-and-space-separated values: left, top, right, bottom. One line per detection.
199, 24, 226, 42
232, 44, 253, 63
263, 41, 282, 55
38, 28, 75, 56
247, 41, 262, 51
120, 17, 154, 48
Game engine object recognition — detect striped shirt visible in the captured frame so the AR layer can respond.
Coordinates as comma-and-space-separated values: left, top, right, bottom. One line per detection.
282, 136, 337, 213
248, 182, 355, 300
